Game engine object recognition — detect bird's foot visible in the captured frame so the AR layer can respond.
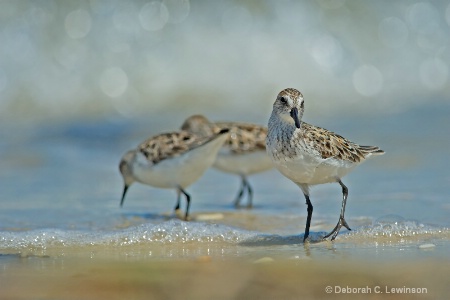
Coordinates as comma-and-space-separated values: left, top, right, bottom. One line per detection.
323, 216, 351, 241
303, 230, 311, 243
233, 201, 253, 209
174, 208, 183, 218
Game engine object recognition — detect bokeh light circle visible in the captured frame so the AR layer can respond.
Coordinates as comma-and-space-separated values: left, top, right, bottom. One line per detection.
163, 0, 190, 24
139, 2, 169, 31
420, 58, 448, 90
65, 9, 92, 39
311, 34, 343, 69
407, 2, 439, 33
352, 65, 383, 97
100, 67, 129, 98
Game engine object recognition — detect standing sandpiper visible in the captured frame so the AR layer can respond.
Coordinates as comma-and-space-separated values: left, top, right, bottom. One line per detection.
181, 115, 273, 208
266, 88, 384, 241
119, 128, 229, 220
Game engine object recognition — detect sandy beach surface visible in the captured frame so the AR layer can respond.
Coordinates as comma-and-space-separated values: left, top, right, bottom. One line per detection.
2, 250, 449, 300
2, 209, 450, 299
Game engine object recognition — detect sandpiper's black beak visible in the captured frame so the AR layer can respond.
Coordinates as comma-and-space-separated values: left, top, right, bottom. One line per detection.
120, 185, 129, 207
290, 107, 301, 129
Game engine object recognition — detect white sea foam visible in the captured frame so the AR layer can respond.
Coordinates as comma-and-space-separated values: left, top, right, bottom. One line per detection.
1, 217, 448, 253
0, 220, 258, 251
341, 215, 449, 240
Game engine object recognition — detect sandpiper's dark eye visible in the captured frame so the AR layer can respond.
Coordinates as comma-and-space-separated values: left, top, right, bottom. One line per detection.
280, 96, 287, 104
300, 101, 304, 108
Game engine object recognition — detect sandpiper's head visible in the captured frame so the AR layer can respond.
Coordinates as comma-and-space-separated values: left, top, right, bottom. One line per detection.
119, 150, 136, 207
181, 115, 216, 137
273, 88, 304, 129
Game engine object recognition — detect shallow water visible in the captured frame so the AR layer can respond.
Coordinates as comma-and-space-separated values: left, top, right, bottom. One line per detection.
1, 102, 449, 255
1, 103, 450, 299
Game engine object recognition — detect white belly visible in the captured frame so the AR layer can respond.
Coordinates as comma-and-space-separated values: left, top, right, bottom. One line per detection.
133, 135, 227, 189
213, 150, 273, 175
273, 152, 357, 185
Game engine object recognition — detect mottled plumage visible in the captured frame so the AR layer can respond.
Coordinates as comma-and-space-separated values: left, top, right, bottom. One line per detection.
275, 122, 383, 163
119, 128, 229, 220
181, 115, 268, 154
266, 88, 384, 242
216, 122, 267, 154
182, 115, 273, 208
138, 131, 218, 164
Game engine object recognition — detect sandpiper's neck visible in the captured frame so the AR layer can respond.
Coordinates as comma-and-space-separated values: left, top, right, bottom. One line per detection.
268, 112, 300, 135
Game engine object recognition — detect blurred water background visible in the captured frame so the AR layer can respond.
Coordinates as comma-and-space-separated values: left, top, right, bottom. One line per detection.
1, 0, 450, 265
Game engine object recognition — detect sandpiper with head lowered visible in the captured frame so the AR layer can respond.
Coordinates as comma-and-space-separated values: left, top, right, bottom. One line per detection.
119, 128, 229, 220
266, 88, 384, 241
181, 115, 273, 208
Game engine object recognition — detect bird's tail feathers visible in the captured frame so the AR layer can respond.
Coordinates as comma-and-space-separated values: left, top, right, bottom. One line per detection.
360, 145, 385, 156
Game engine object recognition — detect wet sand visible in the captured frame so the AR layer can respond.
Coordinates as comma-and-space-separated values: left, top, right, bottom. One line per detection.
2, 211, 449, 299
1, 254, 448, 300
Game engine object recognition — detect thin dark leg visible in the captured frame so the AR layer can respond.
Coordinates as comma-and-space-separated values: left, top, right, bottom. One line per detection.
339, 180, 350, 222
303, 194, 313, 242
174, 190, 181, 212
244, 176, 253, 208
233, 175, 246, 208
120, 185, 129, 207
323, 180, 351, 241
178, 187, 191, 221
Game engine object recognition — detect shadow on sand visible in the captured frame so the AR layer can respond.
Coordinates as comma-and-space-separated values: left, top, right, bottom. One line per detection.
120, 212, 179, 221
